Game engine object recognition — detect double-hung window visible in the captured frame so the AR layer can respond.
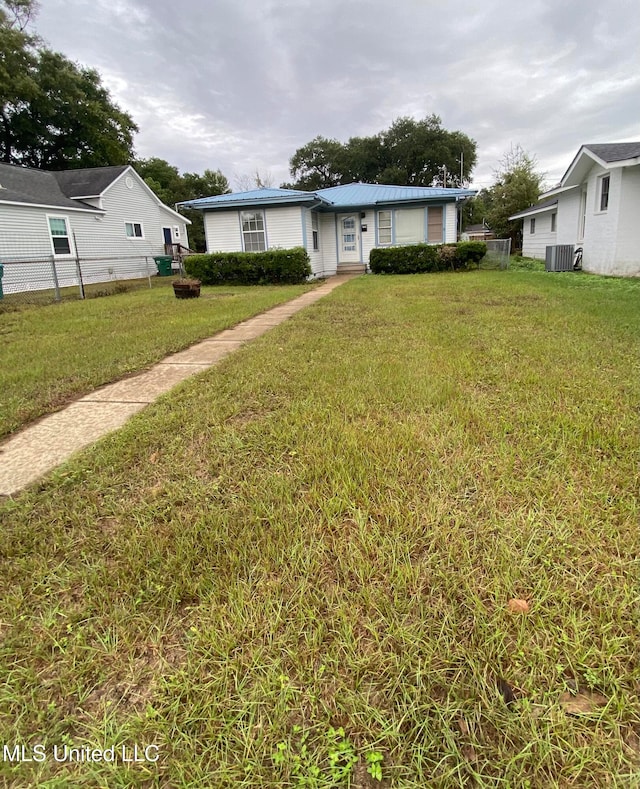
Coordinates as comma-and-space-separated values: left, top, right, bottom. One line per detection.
48, 216, 72, 255
599, 175, 610, 211
377, 211, 392, 245
530, 218, 536, 234
241, 211, 266, 252
551, 213, 557, 232
311, 213, 319, 251
125, 221, 143, 238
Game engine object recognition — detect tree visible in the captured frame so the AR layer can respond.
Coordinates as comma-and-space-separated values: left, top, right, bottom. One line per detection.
483, 145, 545, 242
285, 117, 477, 190
133, 158, 230, 252
0, 1, 38, 161
135, 157, 183, 205
288, 136, 345, 190
377, 115, 476, 187
0, 1, 137, 167
183, 168, 231, 200
234, 169, 274, 191
179, 168, 230, 251
1, 0, 38, 31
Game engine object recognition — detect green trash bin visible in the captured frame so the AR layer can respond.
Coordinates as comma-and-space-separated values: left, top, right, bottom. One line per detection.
153, 255, 173, 277
0, 263, 4, 299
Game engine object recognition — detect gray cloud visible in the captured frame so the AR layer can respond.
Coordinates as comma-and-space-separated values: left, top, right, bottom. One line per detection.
35, 0, 640, 190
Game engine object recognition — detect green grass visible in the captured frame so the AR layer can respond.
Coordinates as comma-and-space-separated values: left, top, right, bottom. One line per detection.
0, 278, 316, 438
1, 270, 639, 786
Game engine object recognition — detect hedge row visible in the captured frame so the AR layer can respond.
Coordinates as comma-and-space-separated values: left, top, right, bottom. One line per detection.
184, 247, 312, 285
369, 241, 487, 274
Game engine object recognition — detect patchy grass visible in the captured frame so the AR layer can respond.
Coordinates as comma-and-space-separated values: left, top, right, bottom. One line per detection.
0, 279, 316, 438
509, 255, 546, 271
1, 270, 639, 786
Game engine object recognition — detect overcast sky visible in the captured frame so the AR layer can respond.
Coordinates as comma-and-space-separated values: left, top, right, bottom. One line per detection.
34, 0, 640, 192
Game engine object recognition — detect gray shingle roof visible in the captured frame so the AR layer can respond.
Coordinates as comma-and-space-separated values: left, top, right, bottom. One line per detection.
53, 165, 129, 198
584, 142, 640, 162
508, 198, 558, 220
0, 163, 106, 211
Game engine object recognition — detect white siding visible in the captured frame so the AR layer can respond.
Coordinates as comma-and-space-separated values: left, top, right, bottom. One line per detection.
0, 168, 190, 293
360, 210, 376, 265
550, 165, 640, 276
444, 202, 457, 243
521, 209, 557, 259
320, 213, 338, 274
263, 206, 303, 249
0, 203, 74, 259
614, 165, 640, 276
0, 203, 159, 293
582, 165, 621, 275
92, 170, 189, 258
204, 211, 243, 252
556, 188, 581, 246
204, 206, 304, 255
304, 209, 325, 277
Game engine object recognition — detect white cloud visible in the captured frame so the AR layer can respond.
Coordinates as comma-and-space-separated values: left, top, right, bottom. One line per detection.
33, 0, 640, 192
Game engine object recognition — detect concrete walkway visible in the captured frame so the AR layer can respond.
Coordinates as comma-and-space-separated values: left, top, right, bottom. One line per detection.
0, 275, 355, 497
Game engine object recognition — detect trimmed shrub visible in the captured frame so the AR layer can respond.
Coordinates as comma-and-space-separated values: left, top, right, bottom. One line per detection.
184, 247, 311, 285
455, 241, 487, 267
369, 241, 487, 274
369, 244, 439, 274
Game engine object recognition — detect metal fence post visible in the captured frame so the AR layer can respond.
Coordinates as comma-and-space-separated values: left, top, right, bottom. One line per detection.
50, 255, 61, 301
72, 231, 85, 299
145, 256, 152, 288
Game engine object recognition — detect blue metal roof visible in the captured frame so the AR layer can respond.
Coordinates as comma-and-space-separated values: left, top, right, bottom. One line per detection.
316, 183, 475, 206
179, 182, 476, 211
179, 187, 323, 210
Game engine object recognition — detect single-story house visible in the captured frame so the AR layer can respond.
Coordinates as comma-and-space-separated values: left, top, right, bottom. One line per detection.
0, 163, 190, 289
509, 142, 640, 276
179, 182, 476, 277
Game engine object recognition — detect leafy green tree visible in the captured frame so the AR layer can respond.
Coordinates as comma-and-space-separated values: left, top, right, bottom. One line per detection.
0, 0, 38, 161
483, 146, 545, 242
183, 168, 231, 200
135, 157, 183, 205
377, 115, 475, 187
340, 134, 386, 183
179, 168, 230, 252
461, 190, 491, 230
1, 1, 137, 167
285, 116, 477, 189
288, 136, 345, 190
5, 49, 137, 167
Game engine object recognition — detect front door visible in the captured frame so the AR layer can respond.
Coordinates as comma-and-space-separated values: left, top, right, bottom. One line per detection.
162, 227, 172, 246
338, 214, 360, 263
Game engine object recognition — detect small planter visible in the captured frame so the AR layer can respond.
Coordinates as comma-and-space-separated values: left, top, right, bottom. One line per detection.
172, 278, 201, 299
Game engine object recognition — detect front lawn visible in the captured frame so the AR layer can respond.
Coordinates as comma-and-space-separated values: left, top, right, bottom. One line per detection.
1, 270, 639, 786
0, 280, 315, 438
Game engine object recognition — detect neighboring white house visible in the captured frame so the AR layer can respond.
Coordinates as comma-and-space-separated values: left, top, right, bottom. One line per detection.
509, 142, 640, 276
0, 163, 190, 292
180, 182, 476, 277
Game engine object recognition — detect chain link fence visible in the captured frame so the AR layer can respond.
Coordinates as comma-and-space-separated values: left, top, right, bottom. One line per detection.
480, 239, 512, 270
0, 249, 178, 310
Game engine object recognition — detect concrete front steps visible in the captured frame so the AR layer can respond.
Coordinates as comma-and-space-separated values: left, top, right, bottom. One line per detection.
337, 262, 367, 274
